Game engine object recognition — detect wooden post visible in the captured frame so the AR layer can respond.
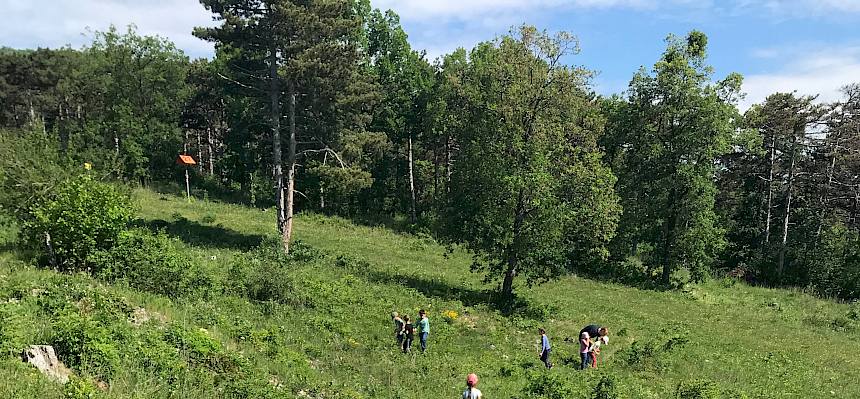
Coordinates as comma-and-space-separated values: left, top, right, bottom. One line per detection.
185, 167, 191, 201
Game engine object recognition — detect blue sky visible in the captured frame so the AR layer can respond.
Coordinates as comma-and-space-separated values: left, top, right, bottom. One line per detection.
3, 0, 859, 109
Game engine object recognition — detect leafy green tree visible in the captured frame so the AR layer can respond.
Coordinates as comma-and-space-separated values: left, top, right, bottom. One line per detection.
604, 31, 741, 284
362, 9, 434, 222
70, 26, 190, 182
442, 26, 619, 298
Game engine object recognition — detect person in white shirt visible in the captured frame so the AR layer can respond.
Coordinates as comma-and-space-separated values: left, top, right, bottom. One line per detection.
462, 373, 482, 399
589, 335, 609, 368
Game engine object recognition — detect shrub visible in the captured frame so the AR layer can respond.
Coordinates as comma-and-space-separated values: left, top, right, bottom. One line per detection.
0, 303, 25, 356
89, 228, 215, 298
592, 375, 621, 399
63, 376, 105, 399
676, 380, 721, 399
164, 324, 245, 374
51, 310, 120, 379
522, 371, 576, 399
624, 325, 689, 373
24, 174, 134, 270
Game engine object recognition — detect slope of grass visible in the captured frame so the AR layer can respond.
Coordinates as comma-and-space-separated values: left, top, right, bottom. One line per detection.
0, 189, 858, 398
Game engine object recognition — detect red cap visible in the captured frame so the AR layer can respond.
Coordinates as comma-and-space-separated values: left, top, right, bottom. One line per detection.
467, 373, 478, 386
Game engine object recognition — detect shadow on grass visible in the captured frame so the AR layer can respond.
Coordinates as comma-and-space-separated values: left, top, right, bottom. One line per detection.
137, 217, 266, 251
363, 267, 548, 319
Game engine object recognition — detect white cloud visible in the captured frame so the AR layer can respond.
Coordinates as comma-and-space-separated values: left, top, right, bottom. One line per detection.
741, 46, 860, 110
0, 0, 216, 57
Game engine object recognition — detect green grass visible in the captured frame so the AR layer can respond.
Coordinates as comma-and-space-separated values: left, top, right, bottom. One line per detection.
0, 188, 858, 398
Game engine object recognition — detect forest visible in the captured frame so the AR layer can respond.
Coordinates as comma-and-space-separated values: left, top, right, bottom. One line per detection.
1, 0, 859, 302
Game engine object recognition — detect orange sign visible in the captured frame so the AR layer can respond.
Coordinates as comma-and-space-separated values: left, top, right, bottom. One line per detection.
176, 155, 196, 166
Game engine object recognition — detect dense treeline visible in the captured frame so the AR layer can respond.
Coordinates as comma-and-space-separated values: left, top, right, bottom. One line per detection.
1, 0, 858, 300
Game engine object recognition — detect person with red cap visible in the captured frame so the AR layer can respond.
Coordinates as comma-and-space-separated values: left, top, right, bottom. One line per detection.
462, 373, 482, 398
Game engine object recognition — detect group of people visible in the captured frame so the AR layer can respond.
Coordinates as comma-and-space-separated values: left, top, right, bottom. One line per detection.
388, 312, 608, 398
391, 310, 430, 354
537, 324, 609, 370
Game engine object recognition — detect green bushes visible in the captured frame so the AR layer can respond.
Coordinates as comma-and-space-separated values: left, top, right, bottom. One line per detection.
89, 228, 216, 298
51, 310, 121, 379
623, 326, 690, 373
24, 174, 134, 270
676, 380, 721, 399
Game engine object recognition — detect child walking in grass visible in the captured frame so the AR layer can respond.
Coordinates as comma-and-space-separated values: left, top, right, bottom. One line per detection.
402, 316, 414, 353
392, 312, 405, 347
579, 331, 591, 370
589, 335, 608, 369
462, 373, 482, 398
538, 328, 552, 369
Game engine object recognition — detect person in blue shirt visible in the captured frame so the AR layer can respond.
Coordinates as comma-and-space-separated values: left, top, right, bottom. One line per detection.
417, 309, 430, 353
538, 328, 552, 369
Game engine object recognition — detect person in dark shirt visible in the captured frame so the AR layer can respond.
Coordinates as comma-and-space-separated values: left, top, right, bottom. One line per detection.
579, 324, 608, 340
401, 316, 415, 353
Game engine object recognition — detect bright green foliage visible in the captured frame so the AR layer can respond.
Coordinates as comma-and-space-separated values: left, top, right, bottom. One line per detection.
676, 379, 721, 399
442, 26, 620, 297
88, 228, 217, 298
604, 31, 741, 284
591, 375, 621, 399
63, 376, 105, 399
25, 174, 134, 270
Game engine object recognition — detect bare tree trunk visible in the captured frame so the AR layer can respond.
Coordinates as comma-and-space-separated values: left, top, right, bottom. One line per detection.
320, 152, 327, 210
45, 232, 57, 270
764, 135, 776, 243
207, 126, 215, 176
269, 49, 285, 237
283, 81, 298, 254
777, 141, 798, 281
445, 134, 453, 193
197, 130, 203, 174
408, 134, 417, 224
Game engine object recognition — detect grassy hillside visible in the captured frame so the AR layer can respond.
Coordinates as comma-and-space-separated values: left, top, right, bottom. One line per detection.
0, 188, 858, 398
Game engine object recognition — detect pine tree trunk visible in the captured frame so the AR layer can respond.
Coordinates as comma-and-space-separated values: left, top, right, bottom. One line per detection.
777, 141, 798, 281
320, 152, 327, 210
408, 134, 417, 224
283, 81, 298, 254
764, 135, 776, 243
269, 49, 285, 237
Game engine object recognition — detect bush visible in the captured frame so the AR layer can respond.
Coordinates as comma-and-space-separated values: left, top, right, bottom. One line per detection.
89, 228, 216, 298
24, 174, 134, 270
591, 375, 621, 399
522, 371, 577, 399
0, 303, 25, 355
624, 325, 689, 373
63, 376, 105, 399
676, 380, 721, 399
51, 310, 120, 379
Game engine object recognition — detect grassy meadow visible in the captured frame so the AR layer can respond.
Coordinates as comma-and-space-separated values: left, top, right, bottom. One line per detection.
0, 188, 858, 398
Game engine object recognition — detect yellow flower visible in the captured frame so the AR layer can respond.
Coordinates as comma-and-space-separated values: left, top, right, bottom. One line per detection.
443, 310, 459, 323
84, 162, 92, 170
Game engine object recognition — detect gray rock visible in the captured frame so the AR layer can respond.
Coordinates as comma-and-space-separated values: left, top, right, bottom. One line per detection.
21, 345, 72, 384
